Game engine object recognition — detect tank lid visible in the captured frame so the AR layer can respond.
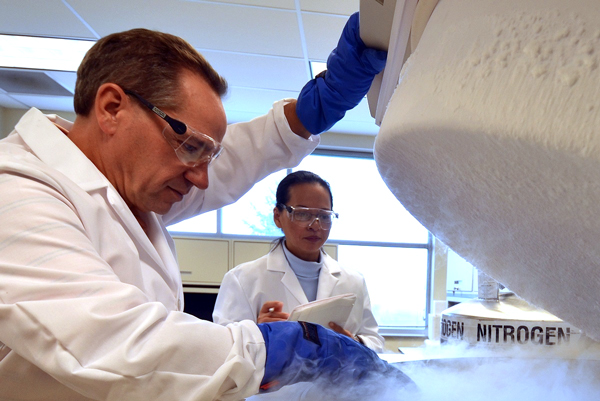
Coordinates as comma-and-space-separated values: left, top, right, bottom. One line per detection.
443, 293, 564, 322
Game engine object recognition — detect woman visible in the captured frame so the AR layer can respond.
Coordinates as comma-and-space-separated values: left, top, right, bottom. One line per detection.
213, 170, 384, 352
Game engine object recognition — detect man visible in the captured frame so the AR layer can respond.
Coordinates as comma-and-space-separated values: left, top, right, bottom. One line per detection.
0, 14, 407, 401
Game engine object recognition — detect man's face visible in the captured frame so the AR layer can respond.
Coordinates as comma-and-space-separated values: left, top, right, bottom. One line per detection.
114, 69, 227, 216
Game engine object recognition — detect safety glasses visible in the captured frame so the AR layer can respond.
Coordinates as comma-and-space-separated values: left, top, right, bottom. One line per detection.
125, 89, 223, 167
278, 204, 339, 230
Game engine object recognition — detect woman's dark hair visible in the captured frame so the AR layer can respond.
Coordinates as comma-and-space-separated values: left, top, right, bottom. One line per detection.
270, 170, 333, 251
275, 170, 333, 211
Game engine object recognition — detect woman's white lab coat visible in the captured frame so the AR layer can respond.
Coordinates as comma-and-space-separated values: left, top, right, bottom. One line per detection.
0, 101, 318, 401
213, 245, 385, 352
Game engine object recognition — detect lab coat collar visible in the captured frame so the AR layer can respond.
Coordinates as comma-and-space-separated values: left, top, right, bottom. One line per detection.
316, 254, 340, 300
266, 245, 340, 305
13, 108, 181, 297
15, 108, 109, 193
266, 245, 308, 305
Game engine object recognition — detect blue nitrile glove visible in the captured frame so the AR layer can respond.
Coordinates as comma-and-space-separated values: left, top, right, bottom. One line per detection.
258, 321, 414, 394
296, 12, 387, 135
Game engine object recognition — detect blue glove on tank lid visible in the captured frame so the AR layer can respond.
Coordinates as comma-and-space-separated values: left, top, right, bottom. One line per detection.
296, 12, 387, 135
258, 321, 415, 394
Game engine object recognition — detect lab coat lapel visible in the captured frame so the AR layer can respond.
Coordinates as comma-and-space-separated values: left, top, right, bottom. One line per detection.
104, 188, 168, 274
268, 246, 308, 305
315, 253, 341, 300
15, 109, 180, 299
112, 201, 182, 291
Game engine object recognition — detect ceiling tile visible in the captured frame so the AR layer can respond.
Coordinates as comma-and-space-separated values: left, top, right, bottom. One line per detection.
10, 94, 74, 112
182, 0, 296, 10
302, 13, 348, 60
300, 0, 359, 15
0, 93, 27, 109
67, 0, 304, 57
44, 71, 77, 94
222, 86, 297, 115
0, 0, 97, 39
0, 0, 380, 137
0, 69, 72, 96
202, 51, 309, 91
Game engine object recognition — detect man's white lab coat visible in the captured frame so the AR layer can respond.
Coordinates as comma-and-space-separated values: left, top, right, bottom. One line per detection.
213, 245, 384, 352
0, 101, 318, 401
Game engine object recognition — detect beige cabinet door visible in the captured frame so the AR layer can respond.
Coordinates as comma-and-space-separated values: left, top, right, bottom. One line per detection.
174, 237, 229, 285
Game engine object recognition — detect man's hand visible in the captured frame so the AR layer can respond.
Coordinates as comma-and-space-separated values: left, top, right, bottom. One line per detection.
295, 12, 387, 135
283, 100, 311, 139
257, 321, 415, 393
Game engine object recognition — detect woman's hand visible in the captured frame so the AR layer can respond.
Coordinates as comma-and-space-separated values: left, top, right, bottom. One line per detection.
328, 322, 353, 339
328, 322, 364, 344
257, 301, 290, 323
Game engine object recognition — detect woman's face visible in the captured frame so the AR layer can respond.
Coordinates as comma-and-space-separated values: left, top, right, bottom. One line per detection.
273, 182, 332, 262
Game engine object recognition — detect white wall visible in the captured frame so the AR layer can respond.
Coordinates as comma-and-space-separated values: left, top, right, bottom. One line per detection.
0, 107, 9, 138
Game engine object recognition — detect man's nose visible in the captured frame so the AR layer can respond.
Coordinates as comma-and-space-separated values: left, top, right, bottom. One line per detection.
184, 163, 209, 190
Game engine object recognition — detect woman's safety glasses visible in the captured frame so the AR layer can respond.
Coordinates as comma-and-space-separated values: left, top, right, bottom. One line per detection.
125, 90, 223, 167
278, 204, 339, 230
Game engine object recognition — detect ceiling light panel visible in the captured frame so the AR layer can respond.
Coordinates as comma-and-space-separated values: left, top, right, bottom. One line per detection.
0, 35, 94, 72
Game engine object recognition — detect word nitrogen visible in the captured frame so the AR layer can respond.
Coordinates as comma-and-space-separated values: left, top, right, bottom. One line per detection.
476, 324, 572, 345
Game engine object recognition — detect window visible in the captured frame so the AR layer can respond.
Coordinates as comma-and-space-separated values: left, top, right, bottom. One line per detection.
337, 245, 429, 330
294, 154, 429, 244
166, 210, 217, 234
221, 171, 286, 236
168, 152, 432, 336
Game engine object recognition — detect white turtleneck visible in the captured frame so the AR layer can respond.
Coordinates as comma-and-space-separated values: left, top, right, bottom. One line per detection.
282, 241, 323, 302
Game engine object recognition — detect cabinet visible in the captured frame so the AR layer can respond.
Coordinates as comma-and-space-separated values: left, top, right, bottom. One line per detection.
174, 238, 229, 291
173, 236, 338, 293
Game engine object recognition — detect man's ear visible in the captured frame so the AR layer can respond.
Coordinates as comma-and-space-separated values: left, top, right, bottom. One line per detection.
94, 83, 128, 135
273, 207, 283, 229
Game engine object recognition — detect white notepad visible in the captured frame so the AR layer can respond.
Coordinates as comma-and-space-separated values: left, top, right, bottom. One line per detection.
287, 293, 357, 327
